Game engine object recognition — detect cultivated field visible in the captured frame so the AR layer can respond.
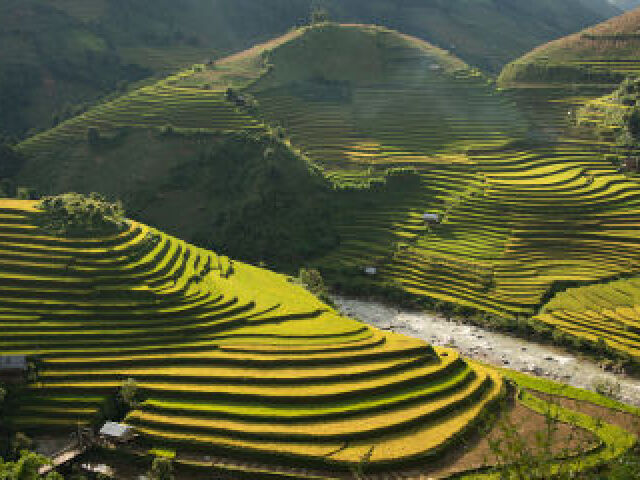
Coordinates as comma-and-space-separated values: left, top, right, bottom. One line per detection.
0, 199, 507, 475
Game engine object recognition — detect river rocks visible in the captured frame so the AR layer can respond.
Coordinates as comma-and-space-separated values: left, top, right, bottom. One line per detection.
333, 296, 640, 408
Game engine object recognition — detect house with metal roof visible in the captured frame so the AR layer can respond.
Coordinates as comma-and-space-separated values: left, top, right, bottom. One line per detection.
99, 422, 136, 443
422, 213, 441, 224
0, 355, 27, 373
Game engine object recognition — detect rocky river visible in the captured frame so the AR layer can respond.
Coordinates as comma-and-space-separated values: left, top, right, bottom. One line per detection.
334, 296, 640, 407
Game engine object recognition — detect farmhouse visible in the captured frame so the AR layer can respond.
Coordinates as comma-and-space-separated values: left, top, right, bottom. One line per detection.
422, 213, 441, 224
99, 422, 136, 443
0, 355, 27, 374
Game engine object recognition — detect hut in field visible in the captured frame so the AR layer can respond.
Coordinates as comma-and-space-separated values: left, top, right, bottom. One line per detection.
0, 355, 27, 381
99, 422, 136, 443
422, 213, 441, 224
364, 267, 377, 276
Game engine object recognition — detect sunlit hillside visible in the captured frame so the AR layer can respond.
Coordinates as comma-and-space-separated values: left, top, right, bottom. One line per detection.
499, 7, 640, 86
0, 198, 505, 475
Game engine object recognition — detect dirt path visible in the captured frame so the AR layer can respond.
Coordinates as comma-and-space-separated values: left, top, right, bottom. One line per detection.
334, 296, 640, 407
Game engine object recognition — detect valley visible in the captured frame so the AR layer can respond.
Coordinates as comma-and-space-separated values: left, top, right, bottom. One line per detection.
1, 3, 640, 479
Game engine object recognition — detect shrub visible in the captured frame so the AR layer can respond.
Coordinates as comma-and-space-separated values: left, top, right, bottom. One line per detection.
87, 126, 100, 146
119, 378, 140, 409
0, 143, 24, 180
297, 268, 333, 305
37, 193, 126, 237
148, 457, 174, 480
310, 7, 330, 25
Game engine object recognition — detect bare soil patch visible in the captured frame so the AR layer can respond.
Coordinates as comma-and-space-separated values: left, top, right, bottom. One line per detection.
360, 395, 598, 480
533, 391, 640, 437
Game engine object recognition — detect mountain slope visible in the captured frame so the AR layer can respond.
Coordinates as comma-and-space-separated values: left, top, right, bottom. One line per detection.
16, 23, 640, 362
16, 24, 523, 269
0, 198, 504, 473
610, 0, 640, 10
0, 0, 621, 139
499, 7, 640, 86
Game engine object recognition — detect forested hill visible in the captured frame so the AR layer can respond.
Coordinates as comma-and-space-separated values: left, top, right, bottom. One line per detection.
0, 0, 620, 139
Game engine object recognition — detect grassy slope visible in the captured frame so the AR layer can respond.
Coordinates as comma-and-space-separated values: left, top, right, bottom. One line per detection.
499, 7, 640, 86
0, 0, 620, 138
0, 198, 505, 473
1, 198, 636, 478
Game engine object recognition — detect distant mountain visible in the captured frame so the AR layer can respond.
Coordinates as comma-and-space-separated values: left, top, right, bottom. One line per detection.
0, 0, 621, 139
608, 0, 640, 10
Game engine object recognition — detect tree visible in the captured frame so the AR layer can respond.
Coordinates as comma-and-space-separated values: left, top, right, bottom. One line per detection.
10, 433, 32, 459
298, 268, 333, 305
0, 143, 24, 180
38, 193, 126, 237
0, 450, 62, 480
311, 7, 330, 25
148, 457, 174, 480
119, 378, 140, 409
87, 127, 100, 146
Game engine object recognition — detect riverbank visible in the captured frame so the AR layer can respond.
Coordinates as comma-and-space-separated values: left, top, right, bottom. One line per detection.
334, 296, 640, 407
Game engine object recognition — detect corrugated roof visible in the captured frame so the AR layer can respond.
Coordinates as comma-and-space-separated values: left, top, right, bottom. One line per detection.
99, 421, 133, 438
0, 355, 27, 369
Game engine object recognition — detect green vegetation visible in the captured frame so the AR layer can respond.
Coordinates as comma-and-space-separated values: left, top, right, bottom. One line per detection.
37, 193, 126, 237
148, 456, 174, 480
576, 76, 640, 145
537, 275, 640, 361
14, 25, 519, 271
17, 23, 640, 334
0, 450, 62, 480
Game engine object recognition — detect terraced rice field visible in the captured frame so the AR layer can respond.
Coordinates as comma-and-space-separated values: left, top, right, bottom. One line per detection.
538, 277, 640, 359
0, 199, 505, 473
15, 23, 640, 363
18, 81, 263, 158
249, 36, 524, 178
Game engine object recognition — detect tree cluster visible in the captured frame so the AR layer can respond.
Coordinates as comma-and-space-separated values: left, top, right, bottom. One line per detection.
37, 193, 126, 237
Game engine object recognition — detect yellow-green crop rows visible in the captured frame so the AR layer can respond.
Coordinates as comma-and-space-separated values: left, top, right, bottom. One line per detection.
18, 83, 263, 158
538, 277, 640, 359
0, 199, 504, 472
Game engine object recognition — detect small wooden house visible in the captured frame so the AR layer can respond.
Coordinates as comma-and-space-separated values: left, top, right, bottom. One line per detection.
0, 355, 27, 375
99, 422, 136, 443
422, 213, 441, 224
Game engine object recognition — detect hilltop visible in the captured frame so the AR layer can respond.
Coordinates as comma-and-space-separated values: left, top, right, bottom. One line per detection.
0, 0, 621, 139
498, 7, 640, 86
0, 197, 637, 478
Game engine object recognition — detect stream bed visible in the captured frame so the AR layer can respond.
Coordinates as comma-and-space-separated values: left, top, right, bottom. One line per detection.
334, 296, 640, 407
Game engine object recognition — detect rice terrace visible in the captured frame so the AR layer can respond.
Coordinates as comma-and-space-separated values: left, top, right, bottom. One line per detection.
2, 1, 640, 479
